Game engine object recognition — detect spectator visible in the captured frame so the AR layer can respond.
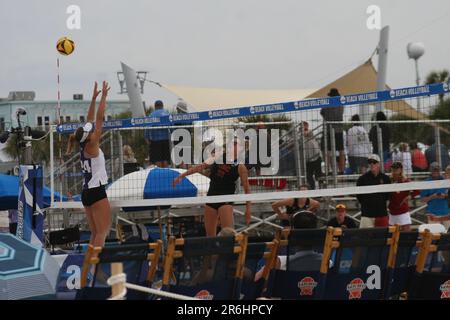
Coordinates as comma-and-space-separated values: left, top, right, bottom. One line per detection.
123, 145, 137, 163
391, 143, 413, 176
422, 162, 450, 231
425, 137, 449, 170
388, 162, 420, 231
346, 114, 371, 174
356, 154, 391, 228
144, 100, 171, 168
327, 203, 357, 229
272, 184, 320, 227
369, 111, 391, 162
320, 88, 345, 174
255, 211, 322, 280
122, 144, 139, 175
409, 142, 428, 172
303, 121, 323, 189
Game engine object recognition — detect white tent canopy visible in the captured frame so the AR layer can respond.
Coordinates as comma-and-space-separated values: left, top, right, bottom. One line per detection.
162, 85, 316, 112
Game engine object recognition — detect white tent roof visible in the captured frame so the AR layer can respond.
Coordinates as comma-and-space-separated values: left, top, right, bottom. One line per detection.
162, 85, 316, 111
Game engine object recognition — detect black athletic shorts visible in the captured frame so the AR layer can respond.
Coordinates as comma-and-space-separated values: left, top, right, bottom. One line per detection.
149, 140, 171, 163
81, 185, 107, 207
321, 131, 344, 151
205, 202, 234, 210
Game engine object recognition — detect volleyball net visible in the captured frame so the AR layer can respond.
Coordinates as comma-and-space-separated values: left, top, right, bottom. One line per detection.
45, 82, 450, 231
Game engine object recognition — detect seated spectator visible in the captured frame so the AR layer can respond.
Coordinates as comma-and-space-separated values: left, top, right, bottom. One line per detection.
409, 142, 428, 172
255, 211, 322, 280
428, 164, 450, 231
420, 162, 450, 231
346, 114, 371, 174
190, 227, 237, 286
327, 203, 357, 229
271, 184, 320, 226
391, 142, 413, 176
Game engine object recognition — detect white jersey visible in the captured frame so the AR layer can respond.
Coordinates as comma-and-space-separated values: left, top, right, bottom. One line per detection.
80, 144, 108, 190
346, 125, 372, 158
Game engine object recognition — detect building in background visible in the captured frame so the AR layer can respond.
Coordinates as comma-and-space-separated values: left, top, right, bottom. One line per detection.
0, 91, 130, 131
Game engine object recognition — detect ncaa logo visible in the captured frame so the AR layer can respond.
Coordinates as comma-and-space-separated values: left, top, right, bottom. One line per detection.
294, 102, 299, 109
390, 90, 396, 98
208, 111, 213, 118
250, 106, 256, 114
443, 82, 449, 92
131, 118, 135, 125
340, 96, 346, 104
168, 114, 173, 122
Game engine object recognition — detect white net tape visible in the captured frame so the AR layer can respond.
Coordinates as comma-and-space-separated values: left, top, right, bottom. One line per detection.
107, 273, 200, 300
53, 179, 450, 209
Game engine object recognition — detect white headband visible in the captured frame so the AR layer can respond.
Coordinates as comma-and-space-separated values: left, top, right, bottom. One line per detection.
79, 122, 93, 143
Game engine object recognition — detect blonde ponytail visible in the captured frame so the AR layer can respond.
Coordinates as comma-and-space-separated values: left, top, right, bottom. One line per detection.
66, 134, 76, 156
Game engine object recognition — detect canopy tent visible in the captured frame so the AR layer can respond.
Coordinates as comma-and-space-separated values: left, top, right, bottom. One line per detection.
161, 59, 427, 120
306, 59, 427, 120
162, 86, 316, 112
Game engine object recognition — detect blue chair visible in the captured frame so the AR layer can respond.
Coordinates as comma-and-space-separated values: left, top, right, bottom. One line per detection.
265, 227, 340, 300
324, 227, 395, 300
408, 231, 450, 300
161, 234, 247, 300
76, 241, 162, 300
383, 229, 419, 299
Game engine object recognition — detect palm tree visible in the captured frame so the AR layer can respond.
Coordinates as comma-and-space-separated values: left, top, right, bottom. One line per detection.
425, 69, 450, 104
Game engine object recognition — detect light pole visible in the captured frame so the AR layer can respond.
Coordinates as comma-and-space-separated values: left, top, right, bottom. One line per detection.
407, 42, 425, 112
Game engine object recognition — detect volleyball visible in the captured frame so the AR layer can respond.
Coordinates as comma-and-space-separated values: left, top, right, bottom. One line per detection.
56, 37, 75, 55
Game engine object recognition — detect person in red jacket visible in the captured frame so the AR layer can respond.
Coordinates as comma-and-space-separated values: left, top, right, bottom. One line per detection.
388, 161, 420, 231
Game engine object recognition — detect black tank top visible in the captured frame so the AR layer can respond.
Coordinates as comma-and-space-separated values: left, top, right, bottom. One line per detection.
286, 198, 310, 215
207, 155, 240, 196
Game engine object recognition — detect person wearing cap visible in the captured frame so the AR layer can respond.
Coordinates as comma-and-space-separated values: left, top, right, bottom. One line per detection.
421, 162, 450, 230
320, 88, 345, 174
172, 100, 191, 169
144, 100, 171, 168
388, 161, 420, 231
356, 154, 391, 228
327, 204, 356, 229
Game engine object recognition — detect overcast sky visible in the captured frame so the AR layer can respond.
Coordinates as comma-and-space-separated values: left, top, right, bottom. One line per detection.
1, 0, 449, 108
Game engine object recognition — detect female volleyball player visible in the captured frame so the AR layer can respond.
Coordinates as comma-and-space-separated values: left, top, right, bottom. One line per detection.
66, 81, 111, 247
173, 137, 252, 236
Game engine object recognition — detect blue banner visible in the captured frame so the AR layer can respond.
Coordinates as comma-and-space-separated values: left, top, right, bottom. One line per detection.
56, 82, 450, 134
16, 165, 44, 243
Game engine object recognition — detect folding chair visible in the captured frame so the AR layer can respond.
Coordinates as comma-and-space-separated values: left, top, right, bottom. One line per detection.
77, 240, 163, 300
383, 229, 419, 299
239, 240, 280, 300
162, 234, 247, 300
116, 222, 165, 244
324, 227, 395, 300
408, 231, 450, 300
265, 227, 341, 300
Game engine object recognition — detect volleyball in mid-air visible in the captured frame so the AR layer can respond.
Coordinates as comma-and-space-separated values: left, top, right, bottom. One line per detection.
56, 37, 75, 55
